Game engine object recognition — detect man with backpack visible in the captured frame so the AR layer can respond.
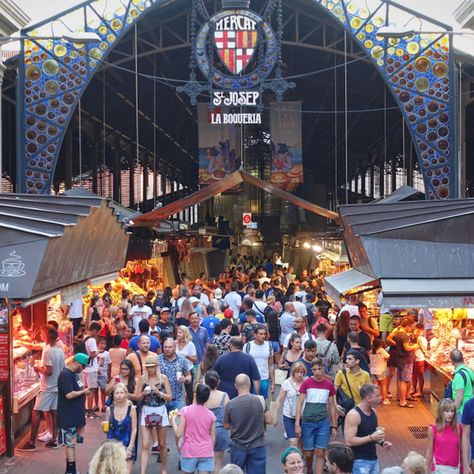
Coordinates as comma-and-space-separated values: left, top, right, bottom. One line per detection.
314, 324, 340, 378
252, 290, 268, 319
243, 324, 274, 399
242, 310, 260, 343
449, 349, 474, 416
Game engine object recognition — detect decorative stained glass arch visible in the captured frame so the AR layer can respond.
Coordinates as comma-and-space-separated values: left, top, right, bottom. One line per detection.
18, 0, 456, 199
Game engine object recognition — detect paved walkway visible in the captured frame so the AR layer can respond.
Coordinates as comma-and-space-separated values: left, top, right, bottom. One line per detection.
0, 393, 434, 473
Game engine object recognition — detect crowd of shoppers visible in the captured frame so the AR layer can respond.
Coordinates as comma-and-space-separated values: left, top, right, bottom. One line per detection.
18, 257, 474, 474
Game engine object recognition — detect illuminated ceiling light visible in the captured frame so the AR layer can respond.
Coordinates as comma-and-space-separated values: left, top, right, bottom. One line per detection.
303, 242, 311, 249
312, 245, 323, 253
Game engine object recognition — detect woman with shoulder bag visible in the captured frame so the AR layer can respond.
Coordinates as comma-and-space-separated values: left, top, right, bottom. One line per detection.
272, 362, 307, 447
426, 398, 463, 474
136, 355, 172, 474
279, 334, 304, 378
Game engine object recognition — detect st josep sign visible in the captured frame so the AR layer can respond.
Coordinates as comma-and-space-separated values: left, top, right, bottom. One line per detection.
191, 0, 281, 124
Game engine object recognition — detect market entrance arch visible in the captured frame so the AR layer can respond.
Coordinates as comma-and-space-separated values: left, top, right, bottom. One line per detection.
18, 0, 456, 200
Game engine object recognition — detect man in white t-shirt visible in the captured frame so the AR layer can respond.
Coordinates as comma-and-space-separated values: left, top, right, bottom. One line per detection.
193, 285, 210, 306
283, 315, 313, 349
67, 298, 84, 336
252, 290, 268, 319
18, 327, 66, 451
130, 295, 153, 335
243, 324, 274, 399
224, 282, 242, 320
293, 294, 308, 318
339, 295, 360, 318
83, 322, 100, 418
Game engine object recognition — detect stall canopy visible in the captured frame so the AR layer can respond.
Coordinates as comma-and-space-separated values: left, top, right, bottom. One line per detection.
132, 170, 339, 226
0, 194, 129, 300
324, 269, 379, 307
338, 199, 474, 308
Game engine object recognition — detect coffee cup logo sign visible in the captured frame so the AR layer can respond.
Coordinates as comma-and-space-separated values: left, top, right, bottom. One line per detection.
0, 251, 26, 278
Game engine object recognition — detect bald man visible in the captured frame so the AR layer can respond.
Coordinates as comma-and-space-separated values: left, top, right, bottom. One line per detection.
224, 374, 272, 473
450, 349, 474, 416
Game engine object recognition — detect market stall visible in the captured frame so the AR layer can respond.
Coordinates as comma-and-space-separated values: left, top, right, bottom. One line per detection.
338, 198, 474, 402
0, 193, 129, 456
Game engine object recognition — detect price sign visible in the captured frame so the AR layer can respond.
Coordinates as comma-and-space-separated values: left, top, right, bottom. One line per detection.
242, 213, 252, 226
0, 395, 6, 456
0, 333, 8, 382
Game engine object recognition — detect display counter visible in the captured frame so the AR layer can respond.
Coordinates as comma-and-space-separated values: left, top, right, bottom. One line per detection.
423, 309, 474, 402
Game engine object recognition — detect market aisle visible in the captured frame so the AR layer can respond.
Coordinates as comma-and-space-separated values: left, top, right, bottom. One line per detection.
0, 397, 434, 473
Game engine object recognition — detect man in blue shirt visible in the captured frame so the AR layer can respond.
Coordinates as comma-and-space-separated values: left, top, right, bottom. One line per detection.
128, 319, 161, 353
238, 299, 264, 326
189, 312, 209, 363
158, 338, 191, 412
214, 337, 261, 399
202, 305, 221, 339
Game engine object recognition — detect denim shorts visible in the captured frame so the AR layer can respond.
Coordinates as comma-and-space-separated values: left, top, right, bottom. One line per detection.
271, 341, 281, 353
180, 456, 214, 473
353, 459, 379, 474
166, 399, 185, 413
283, 415, 297, 439
97, 374, 107, 390
301, 418, 330, 450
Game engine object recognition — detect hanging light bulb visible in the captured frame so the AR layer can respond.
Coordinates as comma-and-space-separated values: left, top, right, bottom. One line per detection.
312, 244, 323, 253
303, 242, 311, 249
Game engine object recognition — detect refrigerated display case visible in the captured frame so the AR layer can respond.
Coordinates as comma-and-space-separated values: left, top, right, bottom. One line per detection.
425, 309, 474, 400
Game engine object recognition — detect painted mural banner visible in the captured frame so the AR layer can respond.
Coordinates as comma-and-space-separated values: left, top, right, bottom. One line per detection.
270, 101, 303, 192
198, 103, 241, 186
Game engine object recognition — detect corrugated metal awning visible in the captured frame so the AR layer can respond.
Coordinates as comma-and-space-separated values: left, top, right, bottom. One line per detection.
324, 269, 379, 306
380, 278, 474, 309
0, 194, 128, 299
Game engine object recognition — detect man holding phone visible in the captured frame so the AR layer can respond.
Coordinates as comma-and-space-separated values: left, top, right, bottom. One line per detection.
57, 353, 91, 474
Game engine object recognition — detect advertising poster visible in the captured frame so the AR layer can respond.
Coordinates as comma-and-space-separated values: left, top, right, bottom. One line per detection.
269, 101, 303, 191
198, 103, 241, 186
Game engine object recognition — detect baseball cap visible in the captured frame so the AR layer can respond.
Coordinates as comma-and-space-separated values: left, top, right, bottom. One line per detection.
214, 288, 223, 299
189, 297, 199, 304
74, 353, 89, 367
224, 308, 234, 319
295, 291, 306, 300
145, 355, 159, 367
161, 307, 171, 313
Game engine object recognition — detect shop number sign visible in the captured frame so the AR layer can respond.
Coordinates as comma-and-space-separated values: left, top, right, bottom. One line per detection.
242, 213, 252, 226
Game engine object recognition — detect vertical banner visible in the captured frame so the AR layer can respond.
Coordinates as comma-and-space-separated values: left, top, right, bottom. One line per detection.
270, 101, 303, 191
198, 103, 241, 186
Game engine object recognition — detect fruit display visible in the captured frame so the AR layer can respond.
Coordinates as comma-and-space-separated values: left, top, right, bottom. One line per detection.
85, 275, 147, 307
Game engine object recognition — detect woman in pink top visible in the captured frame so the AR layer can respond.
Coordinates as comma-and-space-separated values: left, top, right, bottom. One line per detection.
171, 383, 216, 474
426, 397, 463, 474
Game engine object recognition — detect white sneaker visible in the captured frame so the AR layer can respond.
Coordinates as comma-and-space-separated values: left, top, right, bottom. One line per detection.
37, 431, 52, 442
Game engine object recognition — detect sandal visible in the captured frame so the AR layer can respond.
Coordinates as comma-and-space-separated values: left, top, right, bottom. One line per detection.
406, 396, 417, 401
399, 403, 414, 408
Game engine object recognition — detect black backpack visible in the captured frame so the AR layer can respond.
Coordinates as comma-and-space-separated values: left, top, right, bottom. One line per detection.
74, 335, 92, 355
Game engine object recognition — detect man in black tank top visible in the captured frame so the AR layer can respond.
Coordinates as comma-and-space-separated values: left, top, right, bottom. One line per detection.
343, 384, 393, 474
